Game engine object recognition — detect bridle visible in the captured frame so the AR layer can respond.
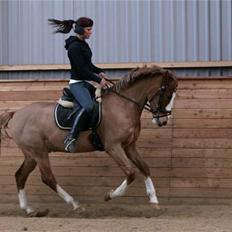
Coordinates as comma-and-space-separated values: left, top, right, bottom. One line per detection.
146, 85, 173, 127
106, 79, 172, 119
147, 85, 172, 118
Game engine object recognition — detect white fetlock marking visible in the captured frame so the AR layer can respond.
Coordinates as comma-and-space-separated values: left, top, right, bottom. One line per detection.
145, 177, 159, 204
57, 185, 79, 209
110, 179, 127, 199
57, 185, 73, 203
149, 194, 159, 204
18, 189, 34, 213
72, 201, 80, 210
18, 189, 28, 209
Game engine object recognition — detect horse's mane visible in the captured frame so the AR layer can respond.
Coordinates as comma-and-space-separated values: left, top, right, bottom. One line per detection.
112, 65, 167, 92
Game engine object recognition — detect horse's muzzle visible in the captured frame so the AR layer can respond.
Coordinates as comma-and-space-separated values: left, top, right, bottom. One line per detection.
152, 117, 168, 127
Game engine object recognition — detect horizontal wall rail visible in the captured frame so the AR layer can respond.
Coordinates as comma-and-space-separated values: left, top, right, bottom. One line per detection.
0, 61, 232, 72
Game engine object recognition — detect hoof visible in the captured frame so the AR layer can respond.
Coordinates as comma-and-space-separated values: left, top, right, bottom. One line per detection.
27, 209, 49, 217
104, 190, 113, 202
74, 205, 86, 213
72, 201, 80, 210
150, 203, 161, 210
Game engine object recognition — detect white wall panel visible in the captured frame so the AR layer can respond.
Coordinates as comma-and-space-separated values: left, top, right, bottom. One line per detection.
0, 0, 231, 78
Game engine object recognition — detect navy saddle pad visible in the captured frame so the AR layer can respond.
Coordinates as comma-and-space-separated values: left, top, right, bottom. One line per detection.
54, 102, 101, 131
54, 87, 103, 151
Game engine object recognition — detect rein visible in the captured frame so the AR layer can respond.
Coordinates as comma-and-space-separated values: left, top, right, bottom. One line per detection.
103, 79, 150, 111
108, 88, 150, 111
103, 79, 171, 118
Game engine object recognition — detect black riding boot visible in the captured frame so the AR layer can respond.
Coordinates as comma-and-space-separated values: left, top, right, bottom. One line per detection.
64, 108, 86, 153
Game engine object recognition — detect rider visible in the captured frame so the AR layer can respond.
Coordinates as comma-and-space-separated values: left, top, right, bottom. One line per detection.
49, 17, 112, 152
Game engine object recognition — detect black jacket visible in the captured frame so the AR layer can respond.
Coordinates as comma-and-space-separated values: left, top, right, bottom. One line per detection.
65, 36, 103, 83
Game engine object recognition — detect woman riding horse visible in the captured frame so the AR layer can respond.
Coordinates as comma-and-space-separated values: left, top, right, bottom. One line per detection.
48, 17, 112, 152
0, 65, 177, 216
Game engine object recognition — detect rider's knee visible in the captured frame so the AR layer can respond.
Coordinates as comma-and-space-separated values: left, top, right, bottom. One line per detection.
83, 102, 94, 115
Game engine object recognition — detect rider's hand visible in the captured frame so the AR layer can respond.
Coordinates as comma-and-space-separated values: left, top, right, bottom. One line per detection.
100, 78, 113, 89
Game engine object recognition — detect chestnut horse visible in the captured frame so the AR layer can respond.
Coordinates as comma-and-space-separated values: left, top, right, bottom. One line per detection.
0, 66, 177, 216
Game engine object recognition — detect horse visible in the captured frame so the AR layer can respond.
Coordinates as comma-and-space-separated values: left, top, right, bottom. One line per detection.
0, 65, 177, 216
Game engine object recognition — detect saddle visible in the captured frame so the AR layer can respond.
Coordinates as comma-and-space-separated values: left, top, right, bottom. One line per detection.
54, 87, 104, 151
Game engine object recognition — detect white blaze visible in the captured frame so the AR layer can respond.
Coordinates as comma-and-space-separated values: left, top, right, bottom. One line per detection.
165, 92, 176, 111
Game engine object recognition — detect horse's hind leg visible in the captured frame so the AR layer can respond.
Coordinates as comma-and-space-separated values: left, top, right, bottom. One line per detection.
15, 149, 37, 215
125, 143, 159, 207
104, 144, 135, 201
36, 153, 80, 210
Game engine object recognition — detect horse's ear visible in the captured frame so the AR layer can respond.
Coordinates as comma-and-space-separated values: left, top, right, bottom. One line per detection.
165, 70, 174, 80
165, 70, 178, 88
163, 71, 170, 81
165, 70, 170, 76
163, 70, 173, 85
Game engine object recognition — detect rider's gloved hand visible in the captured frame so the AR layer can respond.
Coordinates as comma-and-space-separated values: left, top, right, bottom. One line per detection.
100, 78, 112, 89
100, 78, 113, 89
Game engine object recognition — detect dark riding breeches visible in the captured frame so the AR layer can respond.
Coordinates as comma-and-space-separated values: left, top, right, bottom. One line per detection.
64, 81, 96, 152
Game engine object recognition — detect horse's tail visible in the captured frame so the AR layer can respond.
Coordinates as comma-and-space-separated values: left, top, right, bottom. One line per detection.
0, 111, 15, 155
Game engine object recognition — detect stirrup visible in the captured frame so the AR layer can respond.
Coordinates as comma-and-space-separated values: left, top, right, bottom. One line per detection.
64, 137, 76, 153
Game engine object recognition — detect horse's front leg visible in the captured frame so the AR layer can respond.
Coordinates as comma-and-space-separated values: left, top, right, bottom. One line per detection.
104, 144, 135, 201
125, 143, 159, 208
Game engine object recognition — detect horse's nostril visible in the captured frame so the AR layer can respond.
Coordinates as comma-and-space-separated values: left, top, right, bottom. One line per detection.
163, 121, 167, 126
